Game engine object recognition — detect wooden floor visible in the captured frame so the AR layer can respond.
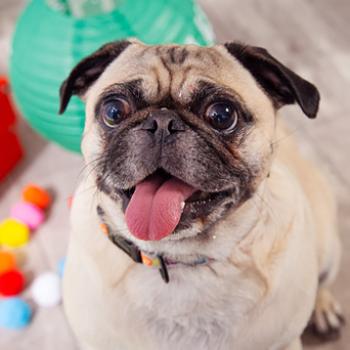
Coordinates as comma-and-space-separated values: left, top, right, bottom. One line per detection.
0, 0, 349, 349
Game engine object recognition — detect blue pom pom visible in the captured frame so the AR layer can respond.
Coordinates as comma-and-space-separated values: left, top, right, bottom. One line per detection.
0, 298, 32, 329
57, 257, 66, 278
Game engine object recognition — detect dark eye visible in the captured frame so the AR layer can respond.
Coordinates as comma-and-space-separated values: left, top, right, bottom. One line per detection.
101, 98, 131, 127
204, 102, 238, 132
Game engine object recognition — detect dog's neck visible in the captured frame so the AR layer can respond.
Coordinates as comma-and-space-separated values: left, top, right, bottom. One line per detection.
96, 204, 216, 283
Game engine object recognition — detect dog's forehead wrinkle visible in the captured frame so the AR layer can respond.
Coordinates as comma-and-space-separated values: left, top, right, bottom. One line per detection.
130, 45, 225, 105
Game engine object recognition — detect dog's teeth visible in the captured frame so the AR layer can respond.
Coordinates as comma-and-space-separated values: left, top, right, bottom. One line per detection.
181, 201, 185, 209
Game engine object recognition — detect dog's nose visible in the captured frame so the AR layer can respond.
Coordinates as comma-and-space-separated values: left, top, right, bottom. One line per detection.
141, 110, 185, 137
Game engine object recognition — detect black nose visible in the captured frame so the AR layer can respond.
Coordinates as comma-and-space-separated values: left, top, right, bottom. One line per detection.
141, 109, 185, 137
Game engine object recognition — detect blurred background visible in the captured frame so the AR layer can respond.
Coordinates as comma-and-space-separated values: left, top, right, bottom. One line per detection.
0, 0, 349, 349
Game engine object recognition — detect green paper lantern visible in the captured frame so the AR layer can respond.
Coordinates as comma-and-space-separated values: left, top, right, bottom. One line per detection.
10, 0, 215, 152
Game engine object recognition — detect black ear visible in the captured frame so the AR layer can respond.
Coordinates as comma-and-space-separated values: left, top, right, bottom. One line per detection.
59, 40, 131, 114
224, 42, 320, 118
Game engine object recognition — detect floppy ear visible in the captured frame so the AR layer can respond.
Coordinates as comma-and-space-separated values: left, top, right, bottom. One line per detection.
224, 42, 320, 118
59, 40, 131, 114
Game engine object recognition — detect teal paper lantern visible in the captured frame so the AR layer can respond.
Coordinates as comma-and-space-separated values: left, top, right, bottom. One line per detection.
10, 0, 215, 152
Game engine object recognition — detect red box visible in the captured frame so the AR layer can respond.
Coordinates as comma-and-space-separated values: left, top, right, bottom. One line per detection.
0, 131, 23, 181
0, 76, 23, 181
0, 77, 16, 132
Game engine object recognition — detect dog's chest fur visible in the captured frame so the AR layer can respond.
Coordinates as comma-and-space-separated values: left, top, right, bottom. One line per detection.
122, 262, 262, 350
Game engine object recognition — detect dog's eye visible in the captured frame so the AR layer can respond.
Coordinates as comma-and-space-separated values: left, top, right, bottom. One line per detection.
204, 102, 238, 132
101, 98, 131, 127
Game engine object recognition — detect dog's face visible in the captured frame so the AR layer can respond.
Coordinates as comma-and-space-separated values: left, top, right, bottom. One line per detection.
60, 40, 319, 242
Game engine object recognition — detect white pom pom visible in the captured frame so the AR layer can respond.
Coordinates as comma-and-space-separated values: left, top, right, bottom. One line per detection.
31, 272, 61, 307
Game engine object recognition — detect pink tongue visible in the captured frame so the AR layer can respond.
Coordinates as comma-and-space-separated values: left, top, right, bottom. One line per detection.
125, 174, 195, 241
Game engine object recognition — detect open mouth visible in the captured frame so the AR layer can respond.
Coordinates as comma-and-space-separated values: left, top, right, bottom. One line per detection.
118, 168, 233, 241
121, 169, 228, 204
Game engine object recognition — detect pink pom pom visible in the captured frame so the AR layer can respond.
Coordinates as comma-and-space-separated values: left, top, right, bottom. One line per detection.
10, 202, 45, 230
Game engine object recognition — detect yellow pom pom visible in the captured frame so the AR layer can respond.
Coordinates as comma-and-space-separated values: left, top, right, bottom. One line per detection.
0, 219, 30, 248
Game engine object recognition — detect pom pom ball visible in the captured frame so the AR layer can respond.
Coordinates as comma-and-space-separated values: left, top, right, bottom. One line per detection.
0, 269, 25, 296
57, 257, 66, 278
31, 272, 61, 307
22, 184, 51, 210
11, 201, 45, 230
0, 251, 16, 275
0, 218, 29, 247
0, 298, 32, 329
67, 195, 73, 209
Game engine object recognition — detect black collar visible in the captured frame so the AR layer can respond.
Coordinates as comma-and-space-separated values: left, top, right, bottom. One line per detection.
97, 205, 169, 283
108, 233, 170, 283
97, 205, 215, 283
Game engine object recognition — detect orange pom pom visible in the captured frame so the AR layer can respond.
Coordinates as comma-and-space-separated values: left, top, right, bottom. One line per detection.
0, 251, 16, 275
22, 184, 51, 210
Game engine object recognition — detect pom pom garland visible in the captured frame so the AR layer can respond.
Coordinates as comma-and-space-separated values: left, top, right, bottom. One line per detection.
0, 184, 61, 330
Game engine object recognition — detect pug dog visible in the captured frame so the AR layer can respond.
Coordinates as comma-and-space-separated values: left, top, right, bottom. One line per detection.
60, 40, 344, 350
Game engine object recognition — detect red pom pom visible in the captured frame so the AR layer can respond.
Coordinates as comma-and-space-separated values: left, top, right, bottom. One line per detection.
0, 269, 25, 296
